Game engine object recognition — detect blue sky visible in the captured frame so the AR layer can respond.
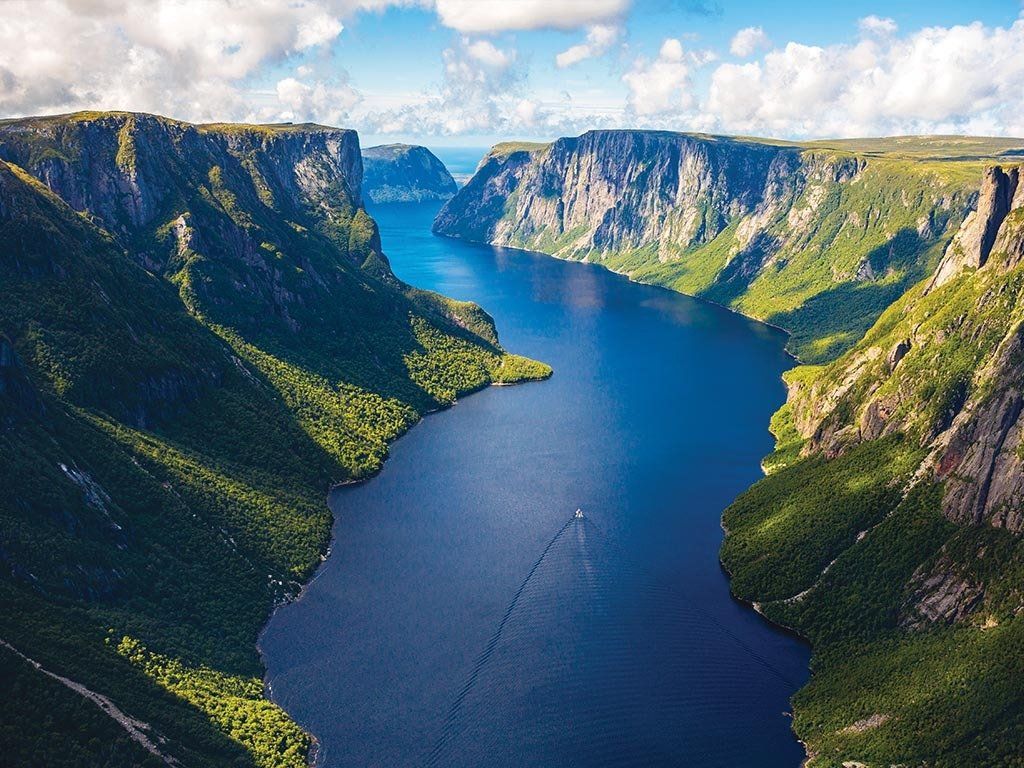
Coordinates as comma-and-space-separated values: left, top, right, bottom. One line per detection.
269, 0, 1024, 144
3, 1, 1024, 147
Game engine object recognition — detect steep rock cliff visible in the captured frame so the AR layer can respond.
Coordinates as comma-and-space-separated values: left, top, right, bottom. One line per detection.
0, 113, 364, 255
436, 130, 982, 362
436, 132, 801, 254
0, 112, 548, 768
361, 143, 457, 203
723, 165, 1024, 767
790, 165, 1024, 532
927, 166, 1020, 291
0, 113, 384, 338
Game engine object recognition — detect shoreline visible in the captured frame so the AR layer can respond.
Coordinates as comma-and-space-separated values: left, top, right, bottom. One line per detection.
265, 225, 806, 768
255, 374, 547, 768
431, 231, 802, 364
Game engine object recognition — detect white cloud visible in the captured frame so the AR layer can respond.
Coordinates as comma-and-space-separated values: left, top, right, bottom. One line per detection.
275, 76, 361, 125
295, 12, 345, 49
729, 26, 769, 57
705, 19, 1024, 138
859, 15, 898, 36
622, 38, 694, 116
433, 0, 630, 33
465, 40, 514, 68
555, 24, 619, 68
0, 0, 371, 122
515, 99, 540, 126
0, 0, 589, 129
660, 39, 684, 61
6, 2, 1024, 142
360, 36, 523, 135
705, 61, 762, 124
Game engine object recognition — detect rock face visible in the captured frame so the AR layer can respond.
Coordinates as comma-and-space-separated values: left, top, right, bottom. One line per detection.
927, 166, 1020, 291
902, 553, 986, 627
435, 131, 804, 254
0, 113, 409, 353
931, 325, 1024, 530
791, 164, 1024, 533
719, 162, 1024, 767
361, 143, 456, 203
0, 112, 546, 768
435, 130, 978, 362
0, 113, 364, 221
0, 113, 372, 270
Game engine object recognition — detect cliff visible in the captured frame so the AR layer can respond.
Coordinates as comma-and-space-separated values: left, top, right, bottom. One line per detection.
435, 130, 988, 362
790, 165, 1024, 530
721, 164, 1024, 766
435, 132, 801, 253
927, 166, 1022, 291
0, 112, 548, 768
361, 143, 457, 203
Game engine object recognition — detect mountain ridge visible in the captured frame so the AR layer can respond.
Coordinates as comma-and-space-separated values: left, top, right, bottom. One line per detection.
0, 110, 549, 768
433, 129, 1010, 362
723, 161, 1024, 766
361, 142, 457, 203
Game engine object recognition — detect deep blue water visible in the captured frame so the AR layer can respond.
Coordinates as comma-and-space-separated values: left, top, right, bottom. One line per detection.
261, 198, 811, 767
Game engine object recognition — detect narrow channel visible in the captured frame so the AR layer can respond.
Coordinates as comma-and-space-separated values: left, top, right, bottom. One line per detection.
261, 180, 810, 767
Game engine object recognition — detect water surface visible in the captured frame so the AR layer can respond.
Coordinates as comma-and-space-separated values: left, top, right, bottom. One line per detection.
261, 198, 810, 767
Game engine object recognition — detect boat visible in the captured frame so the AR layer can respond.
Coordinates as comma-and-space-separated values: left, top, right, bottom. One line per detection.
574, 508, 584, 519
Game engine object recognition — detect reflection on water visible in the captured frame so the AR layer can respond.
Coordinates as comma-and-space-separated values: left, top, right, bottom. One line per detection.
261, 200, 810, 768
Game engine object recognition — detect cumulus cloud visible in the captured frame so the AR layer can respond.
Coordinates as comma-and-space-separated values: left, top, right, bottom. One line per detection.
0, 0, 376, 122
275, 76, 361, 125
7, 2, 1024, 141
706, 19, 1024, 137
622, 39, 695, 116
515, 98, 540, 126
433, 0, 630, 33
0, 0, 629, 131
556, 24, 620, 68
360, 36, 524, 134
729, 26, 770, 57
465, 40, 515, 68
859, 15, 898, 36
611, 16, 1024, 139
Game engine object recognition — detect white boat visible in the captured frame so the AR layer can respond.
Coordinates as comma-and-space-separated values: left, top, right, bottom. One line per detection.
574, 508, 584, 519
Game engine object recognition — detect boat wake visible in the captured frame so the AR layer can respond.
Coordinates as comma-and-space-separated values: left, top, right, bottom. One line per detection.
426, 510, 801, 767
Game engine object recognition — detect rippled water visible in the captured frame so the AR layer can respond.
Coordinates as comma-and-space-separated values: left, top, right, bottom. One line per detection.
261, 197, 810, 767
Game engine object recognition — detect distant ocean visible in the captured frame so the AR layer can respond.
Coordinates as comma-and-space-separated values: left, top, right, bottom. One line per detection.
429, 147, 488, 187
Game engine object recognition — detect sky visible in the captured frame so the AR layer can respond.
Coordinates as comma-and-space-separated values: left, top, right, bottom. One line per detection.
2, 0, 1024, 146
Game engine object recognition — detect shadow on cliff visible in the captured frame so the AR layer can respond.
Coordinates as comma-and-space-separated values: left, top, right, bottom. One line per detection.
749, 228, 937, 363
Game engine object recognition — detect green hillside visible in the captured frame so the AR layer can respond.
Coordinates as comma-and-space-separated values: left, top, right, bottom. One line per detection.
435, 131, 1024, 363
722, 165, 1024, 767
615, 152, 982, 361
0, 113, 548, 767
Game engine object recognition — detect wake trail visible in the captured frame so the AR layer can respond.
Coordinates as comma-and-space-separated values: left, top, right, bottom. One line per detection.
426, 515, 577, 767
427, 510, 803, 767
